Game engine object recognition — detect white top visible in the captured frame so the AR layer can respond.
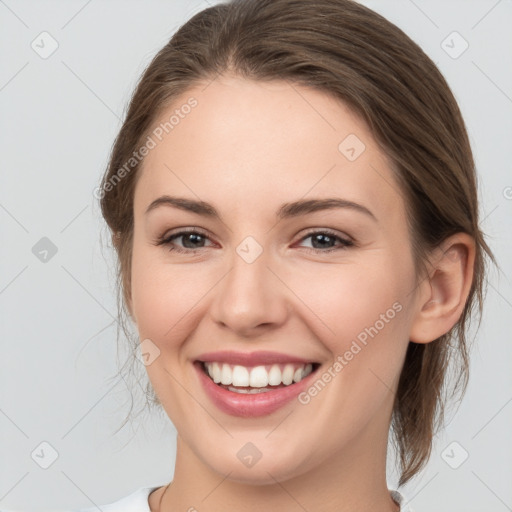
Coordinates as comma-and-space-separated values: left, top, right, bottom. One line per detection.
0, 486, 413, 511
71, 486, 414, 511
75, 486, 161, 511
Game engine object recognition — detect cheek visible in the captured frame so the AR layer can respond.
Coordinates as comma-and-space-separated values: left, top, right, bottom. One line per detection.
132, 266, 199, 341
288, 255, 414, 346
286, 260, 414, 422
130, 243, 221, 354
285, 252, 416, 413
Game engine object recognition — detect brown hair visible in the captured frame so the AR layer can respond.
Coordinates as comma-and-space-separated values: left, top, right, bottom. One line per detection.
99, 0, 493, 486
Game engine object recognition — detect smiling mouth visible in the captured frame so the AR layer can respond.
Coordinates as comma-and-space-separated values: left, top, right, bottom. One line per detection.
198, 361, 320, 394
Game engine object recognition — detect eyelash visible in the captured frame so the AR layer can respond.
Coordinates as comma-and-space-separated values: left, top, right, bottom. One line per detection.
155, 228, 354, 254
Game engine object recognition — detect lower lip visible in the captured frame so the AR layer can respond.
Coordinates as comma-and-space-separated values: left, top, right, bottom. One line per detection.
194, 362, 318, 417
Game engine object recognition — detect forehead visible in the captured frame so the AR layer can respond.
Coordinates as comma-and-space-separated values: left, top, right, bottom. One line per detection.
135, 75, 404, 223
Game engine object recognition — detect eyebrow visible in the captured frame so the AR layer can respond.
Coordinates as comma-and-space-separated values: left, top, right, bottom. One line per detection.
145, 195, 377, 221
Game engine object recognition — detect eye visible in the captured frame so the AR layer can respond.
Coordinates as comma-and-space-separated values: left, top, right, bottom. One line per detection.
296, 230, 354, 253
154, 228, 354, 254
156, 229, 214, 253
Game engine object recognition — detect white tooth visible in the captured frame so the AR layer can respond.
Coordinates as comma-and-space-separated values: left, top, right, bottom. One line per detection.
249, 366, 269, 388
268, 364, 282, 386
282, 364, 295, 385
303, 363, 313, 377
212, 362, 221, 383
205, 363, 215, 380
293, 367, 304, 383
232, 365, 250, 386
220, 363, 232, 385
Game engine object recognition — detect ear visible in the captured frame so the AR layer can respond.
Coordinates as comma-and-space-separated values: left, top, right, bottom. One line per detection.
409, 233, 476, 343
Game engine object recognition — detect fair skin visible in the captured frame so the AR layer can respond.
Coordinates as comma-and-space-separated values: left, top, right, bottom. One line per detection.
127, 75, 474, 512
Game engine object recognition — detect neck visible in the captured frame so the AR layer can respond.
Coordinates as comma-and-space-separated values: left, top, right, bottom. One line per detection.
157, 407, 400, 512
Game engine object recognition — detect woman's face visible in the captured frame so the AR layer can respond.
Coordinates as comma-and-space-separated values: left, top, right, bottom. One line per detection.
130, 75, 422, 483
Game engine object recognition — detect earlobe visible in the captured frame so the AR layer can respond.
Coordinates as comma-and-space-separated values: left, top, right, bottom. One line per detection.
409, 233, 476, 344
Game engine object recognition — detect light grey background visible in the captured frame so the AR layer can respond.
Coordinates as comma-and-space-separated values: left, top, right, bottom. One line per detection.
1, 0, 511, 511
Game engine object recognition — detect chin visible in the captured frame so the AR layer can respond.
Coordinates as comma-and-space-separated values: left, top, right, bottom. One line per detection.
198, 442, 316, 486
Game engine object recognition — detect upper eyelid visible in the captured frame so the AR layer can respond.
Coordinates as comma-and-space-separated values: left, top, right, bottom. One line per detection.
160, 226, 210, 240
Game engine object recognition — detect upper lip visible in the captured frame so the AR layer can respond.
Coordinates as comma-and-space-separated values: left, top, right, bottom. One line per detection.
196, 351, 317, 366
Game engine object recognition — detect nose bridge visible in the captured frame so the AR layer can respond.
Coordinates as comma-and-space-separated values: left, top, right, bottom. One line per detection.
210, 236, 288, 333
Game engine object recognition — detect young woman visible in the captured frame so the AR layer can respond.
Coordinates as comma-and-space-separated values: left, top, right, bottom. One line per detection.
80, 0, 493, 510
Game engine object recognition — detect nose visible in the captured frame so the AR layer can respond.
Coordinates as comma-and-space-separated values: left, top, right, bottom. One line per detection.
208, 246, 290, 337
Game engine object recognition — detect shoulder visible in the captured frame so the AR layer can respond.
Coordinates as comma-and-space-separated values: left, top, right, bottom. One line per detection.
71, 486, 161, 512
390, 489, 415, 512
